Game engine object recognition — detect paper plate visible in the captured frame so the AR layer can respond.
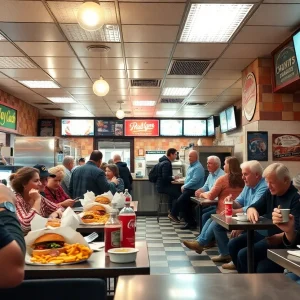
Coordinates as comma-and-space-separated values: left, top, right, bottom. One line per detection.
287, 250, 300, 258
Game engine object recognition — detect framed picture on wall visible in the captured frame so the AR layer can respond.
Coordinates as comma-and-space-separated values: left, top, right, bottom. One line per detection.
247, 131, 268, 161
272, 134, 300, 161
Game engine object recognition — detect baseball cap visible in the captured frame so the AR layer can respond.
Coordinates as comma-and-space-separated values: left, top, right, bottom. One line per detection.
33, 164, 56, 178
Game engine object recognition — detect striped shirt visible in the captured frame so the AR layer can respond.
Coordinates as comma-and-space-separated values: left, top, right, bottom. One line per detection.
15, 193, 60, 234
44, 186, 69, 204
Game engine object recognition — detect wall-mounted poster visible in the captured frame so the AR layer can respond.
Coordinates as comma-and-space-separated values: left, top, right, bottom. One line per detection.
247, 131, 268, 161
95, 120, 123, 136
38, 119, 55, 136
242, 72, 257, 121
272, 134, 300, 161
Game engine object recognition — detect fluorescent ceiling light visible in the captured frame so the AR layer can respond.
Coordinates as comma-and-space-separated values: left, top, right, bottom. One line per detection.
180, 4, 253, 43
19, 81, 60, 88
162, 87, 193, 97
133, 101, 156, 107
47, 97, 77, 104
69, 110, 94, 117
0, 34, 6, 41
156, 111, 176, 116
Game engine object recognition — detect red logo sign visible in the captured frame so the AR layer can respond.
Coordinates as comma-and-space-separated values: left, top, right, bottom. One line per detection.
124, 120, 159, 136
242, 72, 257, 121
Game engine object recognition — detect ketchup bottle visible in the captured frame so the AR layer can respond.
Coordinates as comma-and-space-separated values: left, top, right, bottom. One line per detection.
119, 203, 136, 248
104, 209, 121, 255
124, 189, 132, 203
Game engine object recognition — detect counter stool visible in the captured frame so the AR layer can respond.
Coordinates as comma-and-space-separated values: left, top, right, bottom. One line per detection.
157, 193, 168, 223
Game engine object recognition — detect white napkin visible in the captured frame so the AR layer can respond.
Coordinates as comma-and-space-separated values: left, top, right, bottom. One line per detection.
287, 250, 300, 258
30, 214, 48, 231
80, 191, 96, 207
111, 192, 125, 209
60, 207, 80, 229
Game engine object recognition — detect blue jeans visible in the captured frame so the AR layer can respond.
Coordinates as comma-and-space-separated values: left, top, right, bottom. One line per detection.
213, 223, 230, 255
202, 207, 216, 226
196, 219, 217, 246
286, 271, 300, 284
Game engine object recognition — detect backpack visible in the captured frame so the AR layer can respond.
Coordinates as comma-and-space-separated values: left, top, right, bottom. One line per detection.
148, 163, 160, 183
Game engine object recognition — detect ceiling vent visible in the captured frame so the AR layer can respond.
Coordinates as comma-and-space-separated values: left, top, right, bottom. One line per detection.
168, 60, 212, 76
34, 102, 53, 105
186, 102, 207, 106
130, 79, 161, 87
160, 98, 184, 104
43, 108, 64, 111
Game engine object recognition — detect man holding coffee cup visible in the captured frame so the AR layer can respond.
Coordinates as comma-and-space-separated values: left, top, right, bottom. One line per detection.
228, 163, 300, 273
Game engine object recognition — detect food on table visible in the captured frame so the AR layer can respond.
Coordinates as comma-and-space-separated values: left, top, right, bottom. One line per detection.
81, 205, 109, 224
46, 219, 61, 228
31, 233, 66, 256
113, 248, 131, 253
95, 195, 111, 205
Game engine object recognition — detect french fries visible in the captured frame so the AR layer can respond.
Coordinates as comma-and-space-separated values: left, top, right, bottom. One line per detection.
30, 243, 93, 265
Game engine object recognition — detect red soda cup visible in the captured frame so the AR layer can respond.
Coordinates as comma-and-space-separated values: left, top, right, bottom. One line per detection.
225, 201, 233, 217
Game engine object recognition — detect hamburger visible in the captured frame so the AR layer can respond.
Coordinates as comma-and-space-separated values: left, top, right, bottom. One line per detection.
81, 205, 107, 223
95, 195, 111, 205
46, 219, 61, 228
31, 233, 66, 256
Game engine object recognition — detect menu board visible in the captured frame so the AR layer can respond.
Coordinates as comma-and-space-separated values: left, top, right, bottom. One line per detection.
160, 120, 182, 136
61, 119, 94, 136
124, 120, 159, 136
226, 107, 237, 131
95, 120, 123, 136
207, 116, 215, 136
183, 120, 207, 136
219, 111, 228, 133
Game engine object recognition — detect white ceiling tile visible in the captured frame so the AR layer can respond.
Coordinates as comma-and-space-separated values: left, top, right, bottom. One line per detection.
0, 57, 36, 68
156, 103, 181, 109
102, 79, 128, 89
87, 69, 127, 79
205, 70, 241, 80
215, 95, 241, 102
32, 57, 83, 69
104, 96, 129, 102
72, 94, 107, 101
231, 80, 242, 89
212, 58, 254, 70
118, 0, 186, 2
32, 89, 72, 97
198, 79, 236, 89
16, 93, 49, 102
0, 23, 65, 42
128, 70, 165, 79
222, 89, 242, 96
0, 78, 24, 87
222, 44, 279, 59
16, 42, 75, 57
126, 58, 169, 70
55, 78, 93, 88
71, 42, 123, 57
80, 57, 125, 69
1, 86, 33, 94
263, 0, 300, 3
0, 42, 24, 56
0, 0, 53, 22
56, 103, 86, 110
122, 25, 179, 43
192, 89, 225, 96
174, 44, 227, 59
45, 69, 88, 79
233, 26, 293, 44
119, 3, 185, 24
164, 78, 200, 88
66, 87, 129, 96
130, 88, 161, 96
187, 95, 216, 102
0, 72, 7, 79
0, 69, 51, 80
130, 95, 159, 101
124, 43, 173, 58
248, 4, 300, 26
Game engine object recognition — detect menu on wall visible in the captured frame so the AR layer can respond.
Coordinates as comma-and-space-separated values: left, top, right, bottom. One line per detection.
95, 120, 123, 136
160, 120, 182, 136
124, 120, 159, 136
219, 111, 228, 133
38, 119, 55, 136
61, 119, 94, 136
183, 120, 206, 136
272, 134, 300, 161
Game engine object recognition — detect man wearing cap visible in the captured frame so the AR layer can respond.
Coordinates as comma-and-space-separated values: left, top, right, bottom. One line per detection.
33, 164, 56, 197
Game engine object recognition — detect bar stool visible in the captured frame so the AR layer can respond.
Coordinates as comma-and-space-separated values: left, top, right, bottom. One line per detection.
157, 193, 168, 223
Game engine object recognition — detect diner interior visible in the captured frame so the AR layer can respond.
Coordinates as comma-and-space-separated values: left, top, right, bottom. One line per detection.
0, 0, 300, 299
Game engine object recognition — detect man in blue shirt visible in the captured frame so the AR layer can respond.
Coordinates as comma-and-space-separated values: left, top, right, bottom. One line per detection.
168, 150, 205, 229
211, 160, 267, 269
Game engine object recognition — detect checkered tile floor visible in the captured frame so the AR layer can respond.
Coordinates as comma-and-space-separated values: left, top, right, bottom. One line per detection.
136, 216, 237, 275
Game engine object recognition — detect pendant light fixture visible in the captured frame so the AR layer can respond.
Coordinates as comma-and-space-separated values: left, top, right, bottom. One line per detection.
116, 101, 125, 119
77, 1, 105, 32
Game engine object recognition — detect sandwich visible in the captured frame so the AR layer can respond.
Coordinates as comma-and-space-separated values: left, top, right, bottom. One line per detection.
95, 195, 111, 205
31, 233, 66, 256
81, 205, 108, 224
46, 219, 61, 228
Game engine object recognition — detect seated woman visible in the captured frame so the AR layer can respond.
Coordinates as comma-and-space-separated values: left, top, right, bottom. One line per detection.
44, 165, 75, 208
183, 156, 245, 254
106, 164, 125, 193
10, 167, 63, 234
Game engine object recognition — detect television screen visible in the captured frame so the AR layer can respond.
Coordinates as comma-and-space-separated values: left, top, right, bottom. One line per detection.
226, 106, 237, 131
207, 116, 215, 136
61, 119, 94, 136
95, 120, 123, 136
219, 110, 228, 133
183, 120, 207, 136
293, 31, 300, 72
160, 120, 182, 136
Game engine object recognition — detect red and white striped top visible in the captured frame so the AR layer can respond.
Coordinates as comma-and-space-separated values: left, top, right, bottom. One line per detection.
15, 193, 60, 234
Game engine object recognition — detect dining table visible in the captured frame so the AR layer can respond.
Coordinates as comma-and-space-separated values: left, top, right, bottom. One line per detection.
268, 249, 300, 277
114, 274, 300, 300
211, 214, 276, 273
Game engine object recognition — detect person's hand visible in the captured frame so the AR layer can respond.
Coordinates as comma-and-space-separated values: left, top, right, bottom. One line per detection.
230, 230, 243, 238
247, 207, 259, 223
266, 233, 284, 247
174, 175, 180, 180
0, 184, 16, 204
220, 210, 225, 216
29, 189, 41, 202
272, 208, 295, 233
111, 176, 118, 185
199, 193, 208, 199
195, 189, 201, 197
60, 199, 75, 208
181, 185, 184, 192
223, 194, 232, 203
49, 210, 63, 219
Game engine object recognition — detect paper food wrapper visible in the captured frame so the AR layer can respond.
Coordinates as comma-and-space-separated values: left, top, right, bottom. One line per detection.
31, 214, 48, 231
80, 190, 113, 208
83, 202, 112, 212
111, 192, 125, 209
60, 207, 80, 229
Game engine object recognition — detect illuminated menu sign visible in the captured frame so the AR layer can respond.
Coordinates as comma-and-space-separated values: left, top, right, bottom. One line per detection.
61, 119, 94, 136
95, 120, 123, 136
160, 120, 182, 136
183, 120, 207, 136
124, 120, 159, 136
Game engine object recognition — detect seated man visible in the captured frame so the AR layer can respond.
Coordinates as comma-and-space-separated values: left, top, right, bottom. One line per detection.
168, 150, 204, 229
228, 163, 300, 273
195, 156, 224, 226
212, 160, 267, 269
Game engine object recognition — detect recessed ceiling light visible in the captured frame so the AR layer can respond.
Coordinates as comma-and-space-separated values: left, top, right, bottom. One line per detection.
156, 111, 176, 116
133, 101, 156, 107
19, 81, 60, 88
162, 87, 193, 97
180, 4, 253, 43
47, 97, 77, 103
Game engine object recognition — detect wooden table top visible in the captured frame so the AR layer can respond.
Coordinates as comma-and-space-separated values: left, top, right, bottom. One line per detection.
171, 180, 184, 185
72, 201, 138, 212
24, 241, 150, 280
268, 249, 300, 277
211, 214, 276, 230
190, 197, 218, 206
114, 274, 300, 300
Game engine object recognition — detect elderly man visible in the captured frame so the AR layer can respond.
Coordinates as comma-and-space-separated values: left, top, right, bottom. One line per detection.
113, 154, 133, 193
212, 160, 267, 269
168, 150, 204, 229
195, 156, 225, 225
61, 156, 75, 195
228, 163, 300, 273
